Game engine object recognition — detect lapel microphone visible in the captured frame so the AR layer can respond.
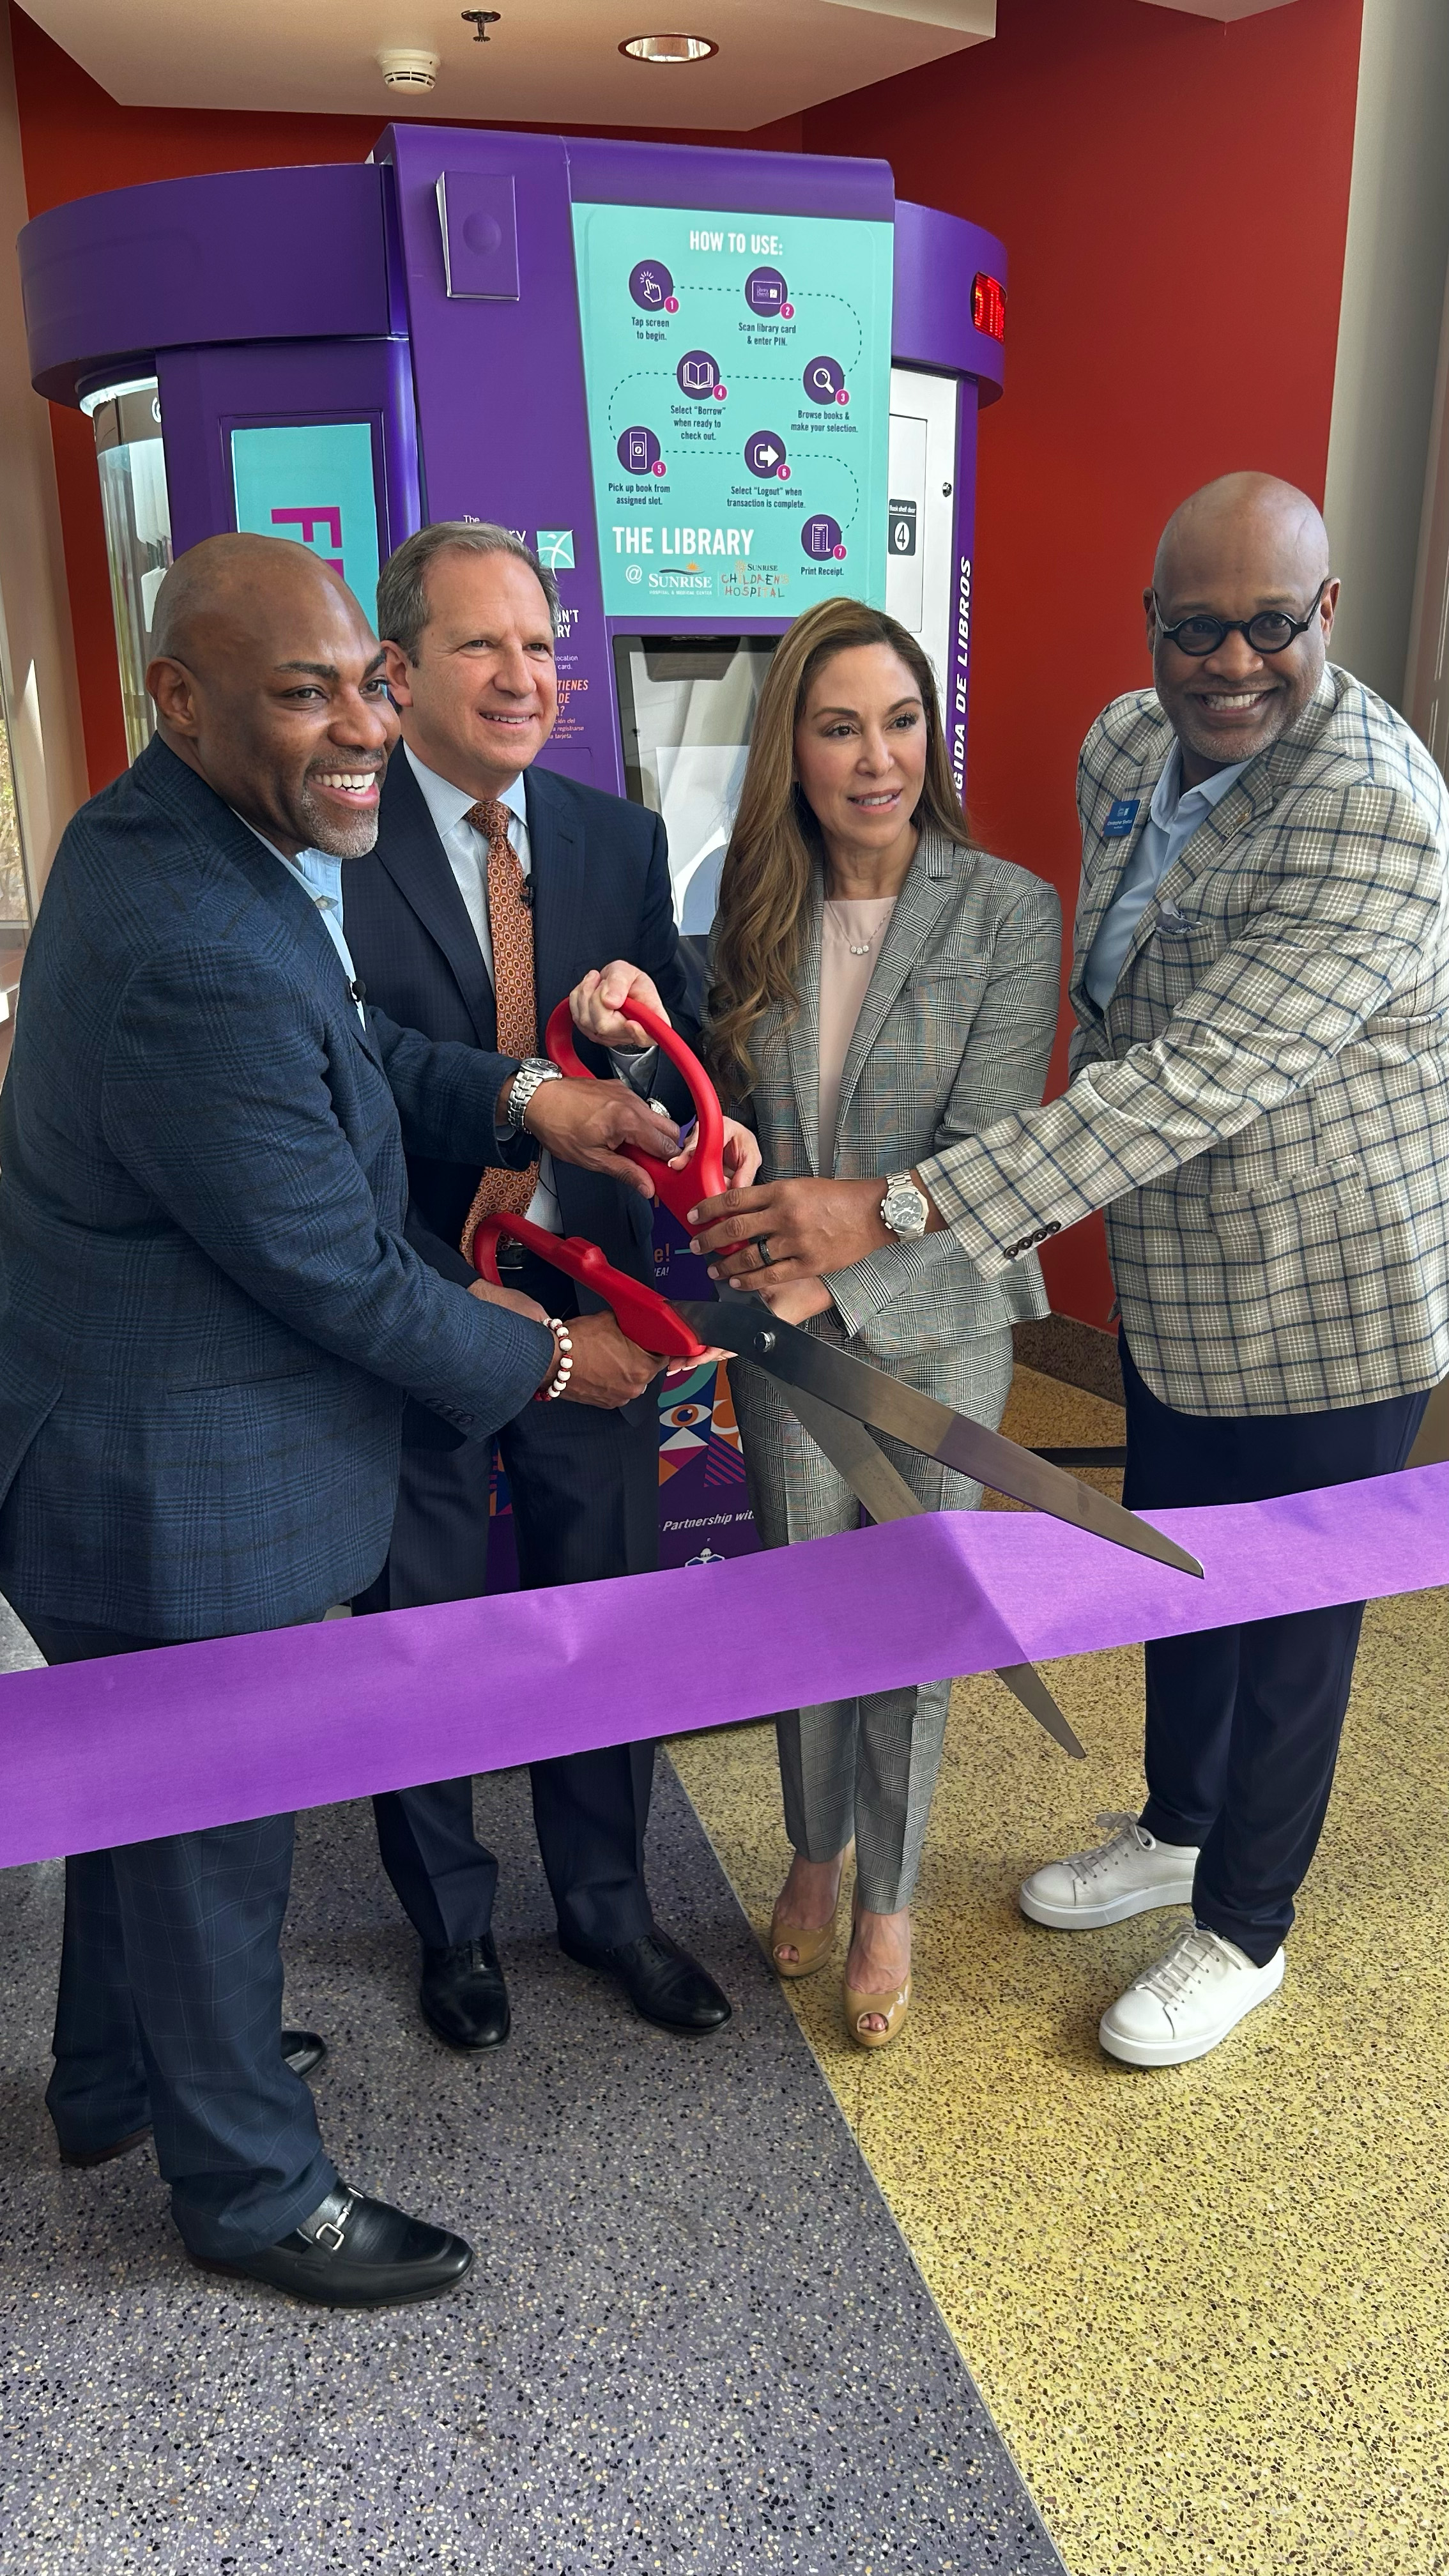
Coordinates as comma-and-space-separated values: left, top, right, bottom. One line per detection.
519, 877, 535, 910
349, 977, 367, 1004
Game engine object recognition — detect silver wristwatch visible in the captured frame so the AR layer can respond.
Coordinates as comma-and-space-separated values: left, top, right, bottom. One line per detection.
506, 1058, 564, 1133
880, 1170, 930, 1241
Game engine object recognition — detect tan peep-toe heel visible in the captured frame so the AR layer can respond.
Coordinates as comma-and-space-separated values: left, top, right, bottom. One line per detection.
768, 1906, 839, 1980
843, 1976, 912, 2050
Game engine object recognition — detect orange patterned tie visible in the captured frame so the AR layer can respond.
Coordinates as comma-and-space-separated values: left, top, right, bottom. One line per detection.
459, 798, 541, 1245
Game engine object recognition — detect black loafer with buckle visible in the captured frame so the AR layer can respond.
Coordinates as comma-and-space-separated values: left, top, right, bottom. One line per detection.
192, 2182, 474, 2308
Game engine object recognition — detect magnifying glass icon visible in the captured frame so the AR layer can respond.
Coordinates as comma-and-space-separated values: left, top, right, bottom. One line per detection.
811, 364, 834, 392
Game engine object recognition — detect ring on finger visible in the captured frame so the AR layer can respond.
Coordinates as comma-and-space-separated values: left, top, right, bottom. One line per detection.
757, 1238, 774, 1267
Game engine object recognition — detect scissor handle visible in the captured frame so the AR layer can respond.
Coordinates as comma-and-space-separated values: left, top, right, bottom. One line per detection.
543, 995, 728, 1222
470, 1211, 711, 1361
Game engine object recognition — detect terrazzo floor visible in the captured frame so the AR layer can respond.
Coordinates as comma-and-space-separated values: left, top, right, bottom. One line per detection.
0, 1591, 1063, 2576
672, 1366, 1449, 2576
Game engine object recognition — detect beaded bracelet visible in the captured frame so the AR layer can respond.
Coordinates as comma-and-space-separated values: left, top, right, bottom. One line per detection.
535, 1319, 574, 1402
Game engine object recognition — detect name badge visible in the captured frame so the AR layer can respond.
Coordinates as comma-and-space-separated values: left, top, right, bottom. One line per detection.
1103, 798, 1140, 840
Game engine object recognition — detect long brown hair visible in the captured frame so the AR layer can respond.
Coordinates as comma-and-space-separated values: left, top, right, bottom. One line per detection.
707, 599, 967, 1103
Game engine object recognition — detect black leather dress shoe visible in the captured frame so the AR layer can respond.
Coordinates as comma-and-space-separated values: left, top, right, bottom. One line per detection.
59, 2126, 153, 2171
558, 1925, 733, 2036
192, 2181, 473, 2309
282, 2028, 328, 2080
58, 2030, 330, 2166
420, 1937, 511, 2051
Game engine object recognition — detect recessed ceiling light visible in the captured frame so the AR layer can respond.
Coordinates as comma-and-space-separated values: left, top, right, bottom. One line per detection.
620, 32, 718, 64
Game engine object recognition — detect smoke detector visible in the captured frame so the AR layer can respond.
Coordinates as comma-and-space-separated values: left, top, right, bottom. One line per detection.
377, 47, 440, 89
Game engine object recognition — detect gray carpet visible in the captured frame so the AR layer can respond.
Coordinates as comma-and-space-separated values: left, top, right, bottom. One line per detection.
0, 1601, 1064, 2575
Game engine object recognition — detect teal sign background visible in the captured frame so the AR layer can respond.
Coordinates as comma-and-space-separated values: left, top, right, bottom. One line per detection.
571, 203, 892, 620
230, 423, 381, 610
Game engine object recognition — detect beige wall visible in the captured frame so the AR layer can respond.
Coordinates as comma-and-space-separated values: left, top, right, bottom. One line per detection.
1322, 0, 1449, 708
0, 3, 86, 910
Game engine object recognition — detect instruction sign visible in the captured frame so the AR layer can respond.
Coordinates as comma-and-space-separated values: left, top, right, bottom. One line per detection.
571, 201, 892, 618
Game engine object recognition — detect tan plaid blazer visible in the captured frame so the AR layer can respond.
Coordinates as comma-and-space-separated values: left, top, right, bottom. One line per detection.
921, 666, 1449, 1415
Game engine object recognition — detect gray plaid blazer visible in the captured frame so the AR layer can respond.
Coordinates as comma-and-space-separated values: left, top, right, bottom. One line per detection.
726, 829, 1059, 1551
733, 829, 1061, 1361
920, 666, 1449, 1415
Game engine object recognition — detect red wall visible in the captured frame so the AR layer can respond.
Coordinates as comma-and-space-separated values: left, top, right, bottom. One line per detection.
801, 0, 1364, 1321
11, 0, 1365, 1322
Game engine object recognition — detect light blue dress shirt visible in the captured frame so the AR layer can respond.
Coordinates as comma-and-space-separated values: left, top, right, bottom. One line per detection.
238, 818, 365, 1023
1084, 744, 1248, 1010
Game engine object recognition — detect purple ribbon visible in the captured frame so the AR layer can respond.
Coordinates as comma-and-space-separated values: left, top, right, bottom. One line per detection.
3, 1464, 1445, 1870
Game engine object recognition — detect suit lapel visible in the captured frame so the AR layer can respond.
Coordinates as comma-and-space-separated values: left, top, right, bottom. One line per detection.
1114, 762, 1278, 990
785, 871, 824, 1176
830, 834, 958, 1153
526, 768, 588, 1027
1069, 750, 1166, 1019
373, 751, 496, 1046
148, 756, 384, 1062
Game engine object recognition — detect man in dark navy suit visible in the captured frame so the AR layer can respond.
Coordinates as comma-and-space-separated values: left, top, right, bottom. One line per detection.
346, 524, 755, 2045
0, 535, 678, 2306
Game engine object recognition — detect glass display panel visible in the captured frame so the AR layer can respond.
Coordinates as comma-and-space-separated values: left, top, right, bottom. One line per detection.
230, 422, 382, 609
613, 633, 777, 933
91, 381, 172, 762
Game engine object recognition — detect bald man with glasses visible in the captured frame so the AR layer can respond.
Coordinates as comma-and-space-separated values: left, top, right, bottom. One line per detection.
689, 471, 1449, 2069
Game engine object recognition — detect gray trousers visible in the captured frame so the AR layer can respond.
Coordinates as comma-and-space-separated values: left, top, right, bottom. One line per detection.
733, 1320, 1015, 1915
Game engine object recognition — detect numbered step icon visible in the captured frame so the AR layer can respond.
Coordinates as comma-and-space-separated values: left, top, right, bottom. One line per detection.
802, 514, 845, 561
617, 425, 663, 475
629, 259, 673, 312
802, 355, 846, 405
746, 266, 788, 316
677, 349, 723, 399
744, 430, 790, 480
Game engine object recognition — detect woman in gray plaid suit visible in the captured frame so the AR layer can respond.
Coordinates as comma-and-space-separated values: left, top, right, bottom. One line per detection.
706, 601, 1061, 2046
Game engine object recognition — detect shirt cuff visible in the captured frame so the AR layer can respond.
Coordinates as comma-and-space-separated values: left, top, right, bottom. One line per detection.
609, 1044, 659, 1094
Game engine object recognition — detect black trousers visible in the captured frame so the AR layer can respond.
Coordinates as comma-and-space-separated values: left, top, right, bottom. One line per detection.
20, 1614, 334, 2262
1120, 1338, 1428, 1965
355, 1272, 661, 1952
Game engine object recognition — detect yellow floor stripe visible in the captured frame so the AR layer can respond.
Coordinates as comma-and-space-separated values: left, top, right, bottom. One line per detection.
671, 1365, 1449, 2576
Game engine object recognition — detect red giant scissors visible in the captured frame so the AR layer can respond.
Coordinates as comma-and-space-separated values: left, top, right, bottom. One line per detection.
469, 995, 719, 1363
464, 992, 1204, 1764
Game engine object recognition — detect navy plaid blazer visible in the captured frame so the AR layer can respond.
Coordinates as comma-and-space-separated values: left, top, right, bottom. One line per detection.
0, 737, 555, 1638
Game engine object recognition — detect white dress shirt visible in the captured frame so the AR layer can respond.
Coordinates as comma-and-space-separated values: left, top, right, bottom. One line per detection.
1084, 742, 1248, 1009
400, 745, 659, 1237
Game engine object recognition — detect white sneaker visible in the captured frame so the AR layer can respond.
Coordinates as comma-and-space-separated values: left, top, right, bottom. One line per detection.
1099, 1925, 1285, 2067
1018, 1812, 1199, 1929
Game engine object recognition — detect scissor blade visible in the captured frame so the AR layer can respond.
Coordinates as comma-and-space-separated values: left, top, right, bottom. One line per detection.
774, 1383, 1086, 1761
681, 1297, 1202, 1581
993, 1661, 1086, 1761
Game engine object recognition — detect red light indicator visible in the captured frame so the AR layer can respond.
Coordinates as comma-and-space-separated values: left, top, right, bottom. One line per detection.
972, 272, 1006, 342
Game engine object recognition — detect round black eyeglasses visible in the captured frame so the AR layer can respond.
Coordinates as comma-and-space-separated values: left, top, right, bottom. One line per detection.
1154, 578, 1330, 659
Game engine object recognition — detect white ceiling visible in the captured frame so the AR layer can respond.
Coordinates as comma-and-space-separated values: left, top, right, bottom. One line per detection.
20, 0, 997, 128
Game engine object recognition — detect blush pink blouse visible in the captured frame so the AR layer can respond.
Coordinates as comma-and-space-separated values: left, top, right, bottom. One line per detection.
818, 897, 896, 1172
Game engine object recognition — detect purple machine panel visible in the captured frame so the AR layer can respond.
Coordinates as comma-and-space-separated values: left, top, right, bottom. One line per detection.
19, 134, 1006, 795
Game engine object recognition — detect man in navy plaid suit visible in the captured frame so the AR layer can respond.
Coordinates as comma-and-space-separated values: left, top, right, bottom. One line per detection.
693, 474, 1446, 2071
0, 534, 678, 2306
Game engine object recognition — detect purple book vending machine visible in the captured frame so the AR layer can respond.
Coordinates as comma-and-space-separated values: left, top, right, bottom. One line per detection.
19, 129, 1006, 1580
